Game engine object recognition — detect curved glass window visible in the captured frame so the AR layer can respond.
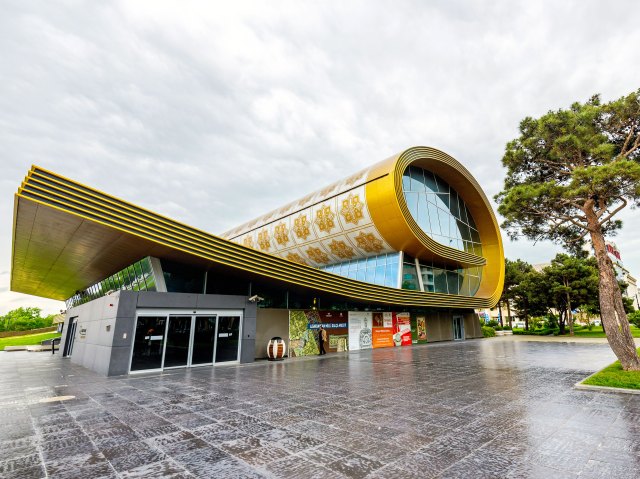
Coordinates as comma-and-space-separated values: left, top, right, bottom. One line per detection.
320, 253, 400, 288
402, 165, 482, 255
402, 254, 482, 296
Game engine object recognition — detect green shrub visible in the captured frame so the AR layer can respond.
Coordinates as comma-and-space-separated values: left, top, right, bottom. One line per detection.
487, 320, 499, 328
544, 315, 558, 330
482, 326, 496, 338
628, 311, 640, 329
503, 325, 512, 330
529, 317, 544, 330
494, 326, 503, 331
513, 328, 558, 336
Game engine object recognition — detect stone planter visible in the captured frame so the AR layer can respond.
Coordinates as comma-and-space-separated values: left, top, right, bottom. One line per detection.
495, 330, 505, 336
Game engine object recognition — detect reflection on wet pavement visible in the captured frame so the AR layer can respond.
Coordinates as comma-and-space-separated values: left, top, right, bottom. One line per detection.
0, 338, 639, 478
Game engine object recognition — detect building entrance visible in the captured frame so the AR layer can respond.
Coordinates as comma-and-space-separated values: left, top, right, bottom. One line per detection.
452, 315, 465, 340
130, 310, 242, 373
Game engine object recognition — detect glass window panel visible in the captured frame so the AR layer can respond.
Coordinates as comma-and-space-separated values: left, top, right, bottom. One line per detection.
130, 265, 139, 288
402, 261, 418, 290
468, 274, 481, 295
457, 220, 471, 242
357, 269, 366, 282
436, 193, 450, 209
116, 270, 127, 290
410, 166, 424, 191
126, 265, 137, 290
459, 202, 469, 225
133, 261, 147, 290
433, 268, 448, 294
435, 175, 449, 193
423, 171, 438, 193
374, 265, 385, 285
417, 195, 430, 233
402, 173, 411, 192
460, 275, 470, 296
427, 201, 441, 235
446, 271, 460, 295
450, 216, 461, 241
365, 266, 375, 283
450, 191, 461, 218
406, 192, 419, 221
437, 208, 450, 239
470, 227, 481, 244
385, 265, 394, 287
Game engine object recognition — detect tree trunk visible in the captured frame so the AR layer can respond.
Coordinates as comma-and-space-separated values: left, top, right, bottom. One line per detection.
497, 300, 503, 327
586, 206, 640, 371
559, 309, 565, 335
566, 287, 574, 336
506, 301, 513, 328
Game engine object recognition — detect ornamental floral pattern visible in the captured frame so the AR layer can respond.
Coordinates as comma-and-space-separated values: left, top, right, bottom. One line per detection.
286, 252, 306, 265
306, 247, 329, 264
274, 222, 289, 245
293, 214, 311, 240
243, 236, 254, 249
354, 232, 384, 253
340, 193, 364, 225
345, 171, 364, 186
315, 205, 335, 233
328, 239, 355, 259
257, 230, 270, 251
297, 193, 314, 207
319, 182, 337, 198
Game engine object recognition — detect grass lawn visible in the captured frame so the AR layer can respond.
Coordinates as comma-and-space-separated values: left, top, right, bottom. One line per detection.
0, 332, 61, 351
582, 347, 640, 391
561, 325, 640, 338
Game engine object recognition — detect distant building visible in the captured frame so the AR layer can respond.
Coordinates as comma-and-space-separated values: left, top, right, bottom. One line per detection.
603, 242, 639, 309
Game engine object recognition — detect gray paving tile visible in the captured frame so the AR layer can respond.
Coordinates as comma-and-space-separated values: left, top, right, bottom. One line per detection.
0, 339, 638, 478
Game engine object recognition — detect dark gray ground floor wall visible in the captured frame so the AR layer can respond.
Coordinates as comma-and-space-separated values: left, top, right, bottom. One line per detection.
61, 291, 257, 376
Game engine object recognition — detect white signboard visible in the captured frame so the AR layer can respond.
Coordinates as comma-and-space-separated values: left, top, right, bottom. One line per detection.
348, 311, 372, 351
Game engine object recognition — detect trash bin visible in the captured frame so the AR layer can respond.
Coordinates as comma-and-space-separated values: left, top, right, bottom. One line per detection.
267, 337, 286, 361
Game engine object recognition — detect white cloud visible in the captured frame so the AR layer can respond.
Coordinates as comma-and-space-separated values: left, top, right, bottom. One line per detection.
1, 0, 639, 314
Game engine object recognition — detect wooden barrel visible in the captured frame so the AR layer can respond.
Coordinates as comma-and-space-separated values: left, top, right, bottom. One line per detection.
267, 337, 286, 361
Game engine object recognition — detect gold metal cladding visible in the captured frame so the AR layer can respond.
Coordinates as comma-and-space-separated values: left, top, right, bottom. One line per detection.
366, 146, 505, 306
11, 162, 501, 308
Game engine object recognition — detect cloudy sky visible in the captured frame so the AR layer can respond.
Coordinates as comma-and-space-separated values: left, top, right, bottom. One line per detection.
2, 0, 639, 315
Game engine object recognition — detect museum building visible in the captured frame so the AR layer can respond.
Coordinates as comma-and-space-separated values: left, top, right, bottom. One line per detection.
10, 146, 504, 376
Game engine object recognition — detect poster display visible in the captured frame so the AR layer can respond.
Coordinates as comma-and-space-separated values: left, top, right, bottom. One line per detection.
289, 310, 349, 357
372, 327, 394, 348
394, 312, 412, 346
348, 311, 372, 351
291, 310, 425, 355
416, 316, 427, 342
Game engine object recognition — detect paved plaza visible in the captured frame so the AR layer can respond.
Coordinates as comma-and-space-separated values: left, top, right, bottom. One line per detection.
1, 338, 639, 479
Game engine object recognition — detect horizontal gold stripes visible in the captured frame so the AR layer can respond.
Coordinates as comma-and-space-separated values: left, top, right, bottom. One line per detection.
12, 159, 501, 308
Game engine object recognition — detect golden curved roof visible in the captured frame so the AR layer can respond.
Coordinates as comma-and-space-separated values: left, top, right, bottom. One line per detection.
11, 147, 504, 308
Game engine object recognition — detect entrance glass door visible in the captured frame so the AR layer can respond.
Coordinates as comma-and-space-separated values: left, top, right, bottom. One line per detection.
130, 310, 242, 373
215, 316, 240, 363
164, 316, 192, 368
191, 316, 216, 365
63, 317, 78, 357
131, 316, 166, 371
452, 315, 465, 340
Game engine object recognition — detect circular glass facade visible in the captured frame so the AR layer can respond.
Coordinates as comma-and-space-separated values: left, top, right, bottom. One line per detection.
402, 165, 483, 256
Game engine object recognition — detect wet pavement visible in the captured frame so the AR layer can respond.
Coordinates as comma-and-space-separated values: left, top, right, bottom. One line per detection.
1, 338, 639, 478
